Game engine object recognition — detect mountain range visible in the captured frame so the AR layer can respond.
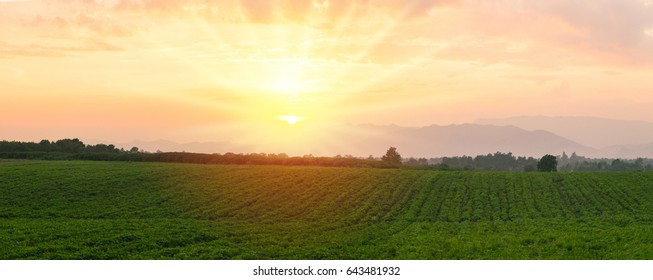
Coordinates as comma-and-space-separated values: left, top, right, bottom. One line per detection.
81, 116, 650, 158
333, 123, 596, 158
476, 116, 653, 158
476, 116, 653, 149
92, 116, 653, 159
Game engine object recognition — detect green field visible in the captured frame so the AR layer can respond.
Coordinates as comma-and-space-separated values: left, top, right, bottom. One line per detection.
1, 160, 653, 259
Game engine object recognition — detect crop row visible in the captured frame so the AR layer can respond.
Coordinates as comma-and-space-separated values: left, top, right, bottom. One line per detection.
3, 161, 653, 259
3, 162, 651, 224
141, 164, 653, 223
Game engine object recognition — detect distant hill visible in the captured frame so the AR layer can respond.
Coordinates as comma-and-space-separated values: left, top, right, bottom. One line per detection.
87, 139, 253, 155
603, 142, 653, 159
476, 116, 653, 149
336, 123, 596, 158
116, 139, 178, 152
87, 122, 614, 158
165, 142, 254, 154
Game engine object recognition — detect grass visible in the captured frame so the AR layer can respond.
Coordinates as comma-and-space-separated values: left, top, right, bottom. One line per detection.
1, 161, 652, 259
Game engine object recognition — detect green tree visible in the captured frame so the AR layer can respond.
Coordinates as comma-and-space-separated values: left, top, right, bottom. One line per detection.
55, 138, 86, 153
381, 147, 402, 165
537, 154, 558, 172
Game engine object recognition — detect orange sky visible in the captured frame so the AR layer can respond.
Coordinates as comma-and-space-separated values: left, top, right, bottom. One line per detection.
2, 0, 653, 146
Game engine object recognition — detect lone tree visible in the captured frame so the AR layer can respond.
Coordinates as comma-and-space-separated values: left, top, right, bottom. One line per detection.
537, 154, 558, 172
382, 147, 402, 165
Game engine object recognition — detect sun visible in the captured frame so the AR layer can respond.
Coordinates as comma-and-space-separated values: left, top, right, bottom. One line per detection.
278, 115, 304, 125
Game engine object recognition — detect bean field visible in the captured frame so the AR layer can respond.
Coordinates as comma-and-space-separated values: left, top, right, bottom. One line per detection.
1, 161, 652, 259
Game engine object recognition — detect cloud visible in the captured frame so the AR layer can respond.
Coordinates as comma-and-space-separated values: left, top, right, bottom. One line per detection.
220, 0, 456, 24
29, 13, 134, 37
374, 0, 461, 17
0, 39, 122, 58
4, 0, 653, 66
534, 1, 653, 64
4, 0, 455, 34
112, 0, 245, 21
0, 42, 65, 57
405, 0, 653, 67
238, 0, 281, 22
527, 0, 653, 44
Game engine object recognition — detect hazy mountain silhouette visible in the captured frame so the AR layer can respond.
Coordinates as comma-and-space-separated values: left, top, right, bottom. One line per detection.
97, 122, 645, 158
221, 123, 596, 158
603, 143, 653, 159
336, 123, 596, 158
476, 116, 653, 149
105, 139, 252, 154
118, 139, 177, 152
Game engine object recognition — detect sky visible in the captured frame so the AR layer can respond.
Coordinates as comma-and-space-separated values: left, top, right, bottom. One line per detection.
2, 0, 653, 148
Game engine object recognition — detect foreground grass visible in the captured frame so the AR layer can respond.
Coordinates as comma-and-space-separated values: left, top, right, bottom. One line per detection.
1, 161, 652, 259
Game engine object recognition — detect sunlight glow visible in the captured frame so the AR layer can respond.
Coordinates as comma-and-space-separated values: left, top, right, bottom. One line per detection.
5, 0, 653, 150
271, 77, 304, 95
278, 115, 304, 125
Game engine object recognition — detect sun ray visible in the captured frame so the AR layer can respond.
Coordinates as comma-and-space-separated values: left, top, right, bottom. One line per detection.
94, 1, 453, 155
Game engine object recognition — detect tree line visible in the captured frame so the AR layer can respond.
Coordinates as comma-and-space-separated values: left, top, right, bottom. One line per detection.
403, 151, 653, 172
2, 139, 652, 172
0, 139, 398, 168
0, 139, 139, 154
403, 152, 547, 172
556, 152, 653, 172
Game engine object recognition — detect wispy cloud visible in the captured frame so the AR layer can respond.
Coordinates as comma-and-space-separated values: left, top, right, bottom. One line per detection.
0, 39, 121, 58
3, 0, 653, 142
